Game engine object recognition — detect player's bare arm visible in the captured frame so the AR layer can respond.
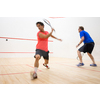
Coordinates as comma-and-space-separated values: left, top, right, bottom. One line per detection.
51, 35, 62, 41
39, 28, 54, 39
76, 36, 84, 48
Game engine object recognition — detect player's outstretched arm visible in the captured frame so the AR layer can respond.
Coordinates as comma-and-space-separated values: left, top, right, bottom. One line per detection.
51, 35, 62, 41
39, 28, 54, 39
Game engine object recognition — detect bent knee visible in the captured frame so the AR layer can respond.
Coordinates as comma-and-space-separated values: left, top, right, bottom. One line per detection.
77, 50, 80, 53
35, 55, 40, 60
87, 52, 91, 55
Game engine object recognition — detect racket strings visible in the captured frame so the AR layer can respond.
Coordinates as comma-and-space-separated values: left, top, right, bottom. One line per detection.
43, 19, 55, 32
43, 19, 51, 26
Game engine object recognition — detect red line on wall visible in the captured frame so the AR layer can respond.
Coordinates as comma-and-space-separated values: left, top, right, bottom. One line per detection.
0, 37, 53, 42
0, 52, 35, 53
0, 52, 53, 54
49, 17, 65, 19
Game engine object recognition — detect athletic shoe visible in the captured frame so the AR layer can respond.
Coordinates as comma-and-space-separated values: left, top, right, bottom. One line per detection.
90, 64, 97, 67
77, 63, 84, 67
30, 71, 37, 80
43, 64, 50, 69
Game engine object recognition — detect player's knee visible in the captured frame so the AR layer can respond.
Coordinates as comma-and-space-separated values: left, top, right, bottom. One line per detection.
77, 50, 80, 53
87, 52, 91, 56
35, 55, 40, 60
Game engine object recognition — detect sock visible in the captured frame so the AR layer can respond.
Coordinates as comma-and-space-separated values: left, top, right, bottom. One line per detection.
34, 67, 38, 73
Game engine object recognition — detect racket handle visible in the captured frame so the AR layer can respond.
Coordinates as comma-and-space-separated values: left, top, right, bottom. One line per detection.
51, 27, 55, 32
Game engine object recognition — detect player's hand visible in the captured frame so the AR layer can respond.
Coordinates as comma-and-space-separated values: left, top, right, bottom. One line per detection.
57, 39, 62, 42
50, 28, 55, 36
51, 28, 55, 32
76, 44, 79, 48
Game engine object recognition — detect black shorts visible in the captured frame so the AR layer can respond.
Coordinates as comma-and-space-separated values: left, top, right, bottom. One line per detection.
34, 49, 49, 60
78, 42, 95, 54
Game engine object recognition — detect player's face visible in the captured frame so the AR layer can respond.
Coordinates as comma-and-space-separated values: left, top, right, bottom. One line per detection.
37, 24, 44, 31
78, 28, 81, 33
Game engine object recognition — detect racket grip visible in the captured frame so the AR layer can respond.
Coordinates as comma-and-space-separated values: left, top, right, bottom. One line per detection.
51, 26, 55, 32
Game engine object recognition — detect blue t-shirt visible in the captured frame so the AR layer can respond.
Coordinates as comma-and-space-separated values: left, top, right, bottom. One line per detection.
80, 30, 94, 43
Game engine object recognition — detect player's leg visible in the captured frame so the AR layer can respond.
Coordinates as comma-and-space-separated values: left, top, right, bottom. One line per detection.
43, 59, 50, 69
87, 53, 96, 64
30, 49, 42, 79
34, 54, 40, 68
43, 51, 50, 69
77, 50, 83, 63
44, 59, 49, 65
77, 45, 85, 67
87, 43, 97, 67
30, 54, 40, 79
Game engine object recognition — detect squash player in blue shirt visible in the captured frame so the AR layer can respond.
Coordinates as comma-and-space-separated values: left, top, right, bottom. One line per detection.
76, 26, 97, 67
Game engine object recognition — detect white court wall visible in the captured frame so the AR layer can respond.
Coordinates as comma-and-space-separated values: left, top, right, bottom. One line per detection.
50, 17, 100, 61
0, 17, 53, 58
0, 17, 100, 61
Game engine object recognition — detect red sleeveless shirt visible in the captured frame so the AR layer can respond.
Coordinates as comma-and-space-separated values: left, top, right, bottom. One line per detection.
36, 31, 49, 52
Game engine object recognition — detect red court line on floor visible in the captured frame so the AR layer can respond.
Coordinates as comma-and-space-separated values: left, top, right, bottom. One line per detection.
0, 52, 53, 54
0, 64, 42, 72
0, 64, 28, 67
55, 62, 100, 73
0, 72, 30, 76
0, 62, 47, 67
0, 64, 42, 76
0, 37, 53, 42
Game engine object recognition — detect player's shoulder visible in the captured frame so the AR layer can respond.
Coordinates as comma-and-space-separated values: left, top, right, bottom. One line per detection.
37, 31, 41, 37
37, 31, 48, 33
80, 30, 86, 34
83, 30, 89, 35
37, 31, 42, 36
80, 30, 84, 33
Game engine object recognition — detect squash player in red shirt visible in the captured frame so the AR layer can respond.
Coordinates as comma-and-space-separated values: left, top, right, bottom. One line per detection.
30, 22, 62, 79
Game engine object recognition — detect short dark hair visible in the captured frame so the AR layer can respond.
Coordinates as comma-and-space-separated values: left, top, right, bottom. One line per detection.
36, 22, 44, 26
79, 26, 84, 30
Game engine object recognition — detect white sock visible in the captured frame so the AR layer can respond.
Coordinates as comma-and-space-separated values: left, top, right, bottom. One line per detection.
34, 67, 38, 73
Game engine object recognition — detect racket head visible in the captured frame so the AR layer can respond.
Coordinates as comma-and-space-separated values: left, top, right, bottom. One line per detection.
43, 19, 52, 28
43, 19, 55, 32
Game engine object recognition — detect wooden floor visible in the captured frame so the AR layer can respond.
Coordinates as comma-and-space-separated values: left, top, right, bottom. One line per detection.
0, 57, 100, 84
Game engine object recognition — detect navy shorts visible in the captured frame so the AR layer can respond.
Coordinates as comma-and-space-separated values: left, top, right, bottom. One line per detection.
78, 42, 95, 54
34, 49, 49, 60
